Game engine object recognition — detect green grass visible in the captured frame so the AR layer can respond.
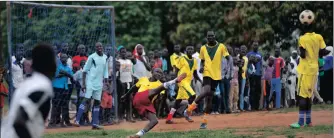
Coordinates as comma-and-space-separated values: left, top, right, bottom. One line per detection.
44, 125, 333, 138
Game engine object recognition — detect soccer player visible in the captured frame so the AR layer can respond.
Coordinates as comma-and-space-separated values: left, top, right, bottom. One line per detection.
170, 44, 184, 72
290, 21, 329, 128
125, 69, 186, 138
73, 42, 108, 129
1, 43, 57, 138
166, 46, 202, 124
186, 31, 230, 129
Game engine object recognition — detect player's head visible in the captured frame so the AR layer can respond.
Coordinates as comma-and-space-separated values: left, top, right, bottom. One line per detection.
105, 45, 113, 57
274, 47, 281, 57
174, 45, 181, 53
136, 44, 144, 56
32, 43, 57, 79
61, 42, 69, 53
234, 47, 240, 56
186, 46, 194, 57
252, 41, 259, 52
206, 31, 216, 44
162, 48, 169, 57
60, 53, 68, 65
95, 42, 103, 54
148, 51, 154, 59
227, 46, 233, 56
118, 46, 127, 59
152, 68, 163, 81
240, 45, 248, 56
77, 44, 86, 56
80, 60, 86, 68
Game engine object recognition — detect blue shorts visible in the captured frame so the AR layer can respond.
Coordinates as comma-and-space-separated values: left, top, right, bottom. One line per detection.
85, 87, 102, 101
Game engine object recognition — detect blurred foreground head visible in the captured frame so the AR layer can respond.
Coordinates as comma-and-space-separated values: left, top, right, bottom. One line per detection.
32, 43, 57, 79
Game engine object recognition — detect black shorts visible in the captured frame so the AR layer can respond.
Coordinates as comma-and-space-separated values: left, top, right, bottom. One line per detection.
203, 77, 220, 92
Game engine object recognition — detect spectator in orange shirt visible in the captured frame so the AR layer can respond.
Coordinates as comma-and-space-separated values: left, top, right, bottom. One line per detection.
72, 44, 88, 72
153, 50, 162, 69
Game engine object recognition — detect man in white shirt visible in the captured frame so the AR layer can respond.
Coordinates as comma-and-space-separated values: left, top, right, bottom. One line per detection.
192, 44, 203, 114
9, 43, 25, 107
2, 43, 57, 138
133, 44, 151, 80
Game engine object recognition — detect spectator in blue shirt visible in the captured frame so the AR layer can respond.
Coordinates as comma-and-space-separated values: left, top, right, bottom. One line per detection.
73, 42, 108, 130
49, 53, 73, 127
246, 42, 262, 110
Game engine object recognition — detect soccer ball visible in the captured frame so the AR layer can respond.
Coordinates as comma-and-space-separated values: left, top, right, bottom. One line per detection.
299, 10, 315, 25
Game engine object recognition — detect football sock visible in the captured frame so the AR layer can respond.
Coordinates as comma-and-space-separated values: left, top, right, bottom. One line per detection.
167, 108, 176, 120
75, 103, 86, 123
136, 129, 146, 136
187, 102, 197, 112
306, 110, 312, 124
298, 110, 305, 126
92, 106, 100, 126
202, 113, 208, 124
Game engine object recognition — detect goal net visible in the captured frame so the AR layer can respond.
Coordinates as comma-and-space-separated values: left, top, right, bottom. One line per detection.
6, 2, 118, 127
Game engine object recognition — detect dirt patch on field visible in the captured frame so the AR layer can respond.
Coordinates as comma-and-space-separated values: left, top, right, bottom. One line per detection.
45, 110, 333, 134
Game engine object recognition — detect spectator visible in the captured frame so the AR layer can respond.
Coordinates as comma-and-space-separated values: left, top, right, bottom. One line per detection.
286, 58, 297, 107
219, 46, 233, 114
321, 46, 333, 104
9, 43, 25, 106
100, 83, 113, 125
239, 45, 248, 111
263, 57, 274, 110
0, 68, 8, 124
270, 48, 285, 109
161, 48, 169, 73
133, 44, 151, 80
246, 42, 262, 110
117, 46, 136, 122
230, 57, 240, 113
72, 44, 88, 72
49, 53, 73, 127
148, 51, 154, 60
73, 42, 108, 130
153, 50, 162, 69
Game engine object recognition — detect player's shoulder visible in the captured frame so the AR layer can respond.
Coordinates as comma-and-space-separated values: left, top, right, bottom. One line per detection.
18, 72, 53, 96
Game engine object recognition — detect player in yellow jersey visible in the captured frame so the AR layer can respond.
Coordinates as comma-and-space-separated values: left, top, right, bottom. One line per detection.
121, 68, 186, 138
166, 46, 202, 124
170, 44, 185, 72
186, 31, 230, 129
290, 16, 330, 129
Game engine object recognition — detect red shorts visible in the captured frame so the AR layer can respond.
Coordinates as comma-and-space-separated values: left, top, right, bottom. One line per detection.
101, 92, 112, 109
133, 90, 156, 116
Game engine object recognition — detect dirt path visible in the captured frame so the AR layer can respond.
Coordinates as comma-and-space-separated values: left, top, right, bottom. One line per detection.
45, 110, 333, 134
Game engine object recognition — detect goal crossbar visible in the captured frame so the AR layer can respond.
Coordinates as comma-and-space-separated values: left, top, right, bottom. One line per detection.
9, 1, 114, 9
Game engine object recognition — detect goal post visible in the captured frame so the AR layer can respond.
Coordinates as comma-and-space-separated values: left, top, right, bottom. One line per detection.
6, 1, 119, 122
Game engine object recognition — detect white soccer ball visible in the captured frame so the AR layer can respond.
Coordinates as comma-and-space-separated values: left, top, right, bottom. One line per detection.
299, 10, 315, 25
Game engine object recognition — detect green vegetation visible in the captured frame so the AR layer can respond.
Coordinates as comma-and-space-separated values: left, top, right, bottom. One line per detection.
43, 125, 333, 138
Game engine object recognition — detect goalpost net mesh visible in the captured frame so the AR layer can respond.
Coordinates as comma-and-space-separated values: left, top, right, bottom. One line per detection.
6, 2, 117, 127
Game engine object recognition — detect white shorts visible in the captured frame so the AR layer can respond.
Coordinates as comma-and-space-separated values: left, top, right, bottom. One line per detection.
85, 87, 102, 101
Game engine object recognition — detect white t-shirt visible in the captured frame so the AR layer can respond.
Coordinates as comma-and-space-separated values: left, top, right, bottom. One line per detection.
117, 58, 133, 83
133, 57, 149, 79
12, 59, 24, 89
192, 52, 203, 81
1, 72, 53, 138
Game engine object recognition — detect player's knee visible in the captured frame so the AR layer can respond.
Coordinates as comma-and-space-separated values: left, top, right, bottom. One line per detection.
151, 118, 158, 125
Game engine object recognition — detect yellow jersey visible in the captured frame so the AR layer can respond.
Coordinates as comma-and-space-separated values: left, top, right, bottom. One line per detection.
176, 55, 198, 83
241, 56, 248, 79
136, 77, 164, 102
170, 53, 185, 70
297, 32, 326, 75
199, 43, 229, 80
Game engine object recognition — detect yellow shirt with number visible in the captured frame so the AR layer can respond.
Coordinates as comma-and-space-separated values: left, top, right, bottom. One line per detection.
176, 55, 198, 84
199, 43, 229, 80
136, 77, 164, 102
297, 32, 326, 75
241, 56, 248, 79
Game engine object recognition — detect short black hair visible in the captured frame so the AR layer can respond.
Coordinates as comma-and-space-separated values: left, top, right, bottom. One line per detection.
32, 43, 57, 78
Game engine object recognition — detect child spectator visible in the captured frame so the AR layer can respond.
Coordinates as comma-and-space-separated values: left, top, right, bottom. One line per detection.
230, 57, 240, 113
100, 83, 113, 125
264, 57, 274, 110
153, 50, 162, 69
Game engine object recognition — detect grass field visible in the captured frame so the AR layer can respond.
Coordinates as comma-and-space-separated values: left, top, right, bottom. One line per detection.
44, 104, 333, 138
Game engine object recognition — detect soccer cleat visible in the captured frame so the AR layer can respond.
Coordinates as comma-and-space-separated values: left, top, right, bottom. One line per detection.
165, 120, 175, 124
184, 110, 194, 122
92, 125, 104, 130
200, 123, 207, 129
290, 122, 302, 129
